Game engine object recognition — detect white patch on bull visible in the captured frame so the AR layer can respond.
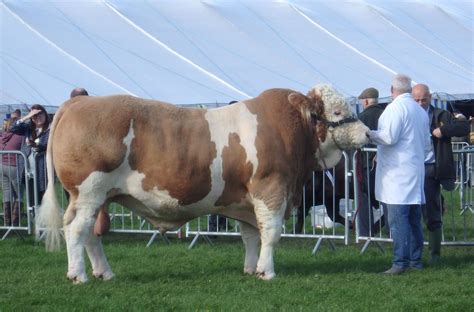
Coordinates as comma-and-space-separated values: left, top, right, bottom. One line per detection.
316, 139, 343, 169
203, 102, 259, 203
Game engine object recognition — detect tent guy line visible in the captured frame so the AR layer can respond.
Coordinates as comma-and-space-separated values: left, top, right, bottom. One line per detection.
1, 1, 138, 97
104, 0, 251, 99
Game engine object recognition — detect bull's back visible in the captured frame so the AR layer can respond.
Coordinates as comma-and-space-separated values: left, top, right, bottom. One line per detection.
53, 95, 216, 202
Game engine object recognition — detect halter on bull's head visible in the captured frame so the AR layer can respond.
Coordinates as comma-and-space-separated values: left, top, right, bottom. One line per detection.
306, 84, 369, 170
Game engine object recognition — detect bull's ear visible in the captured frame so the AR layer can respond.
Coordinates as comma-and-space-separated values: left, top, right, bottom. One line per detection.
307, 88, 322, 101
288, 92, 309, 109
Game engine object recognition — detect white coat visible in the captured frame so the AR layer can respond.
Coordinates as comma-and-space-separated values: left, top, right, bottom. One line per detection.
368, 93, 431, 205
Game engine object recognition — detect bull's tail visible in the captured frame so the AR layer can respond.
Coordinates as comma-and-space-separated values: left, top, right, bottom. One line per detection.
36, 103, 68, 251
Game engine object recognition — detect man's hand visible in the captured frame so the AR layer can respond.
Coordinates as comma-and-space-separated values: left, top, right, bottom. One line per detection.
432, 128, 442, 138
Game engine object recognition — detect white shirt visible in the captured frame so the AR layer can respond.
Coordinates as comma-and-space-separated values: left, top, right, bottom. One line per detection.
368, 93, 431, 205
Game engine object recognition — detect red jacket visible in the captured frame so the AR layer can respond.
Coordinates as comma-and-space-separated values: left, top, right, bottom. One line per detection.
1, 131, 24, 166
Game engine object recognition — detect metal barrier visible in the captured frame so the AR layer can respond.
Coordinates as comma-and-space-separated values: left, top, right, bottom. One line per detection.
0, 150, 33, 239
444, 145, 474, 246
353, 148, 392, 253
186, 151, 354, 254
108, 203, 181, 247
4, 145, 472, 254
353, 145, 474, 254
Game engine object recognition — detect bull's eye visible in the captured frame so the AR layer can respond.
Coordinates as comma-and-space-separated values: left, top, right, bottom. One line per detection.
334, 110, 341, 116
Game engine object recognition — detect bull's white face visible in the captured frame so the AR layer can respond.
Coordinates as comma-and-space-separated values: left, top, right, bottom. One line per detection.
310, 85, 369, 170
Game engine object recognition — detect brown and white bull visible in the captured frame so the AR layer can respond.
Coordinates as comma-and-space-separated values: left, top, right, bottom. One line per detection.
38, 85, 369, 283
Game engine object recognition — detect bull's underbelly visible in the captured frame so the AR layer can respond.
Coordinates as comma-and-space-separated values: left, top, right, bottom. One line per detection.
110, 191, 254, 232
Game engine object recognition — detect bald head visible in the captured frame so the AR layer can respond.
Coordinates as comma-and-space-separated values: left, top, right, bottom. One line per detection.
412, 84, 431, 110
70, 87, 89, 98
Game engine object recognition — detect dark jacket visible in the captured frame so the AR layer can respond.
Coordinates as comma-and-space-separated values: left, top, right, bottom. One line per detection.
358, 104, 384, 167
430, 106, 469, 180
358, 104, 384, 131
10, 120, 50, 192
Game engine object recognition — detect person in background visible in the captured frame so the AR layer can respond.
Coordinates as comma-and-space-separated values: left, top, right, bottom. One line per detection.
1, 111, 24, 226
357, 87, 386, 237
450, 110, 469, 144
10, 104, 50, 211
367, 74, 430, 275
412, 84, 469, 264
70, 87, 89, 98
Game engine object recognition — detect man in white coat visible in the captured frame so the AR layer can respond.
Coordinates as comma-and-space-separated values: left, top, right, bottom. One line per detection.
368, 74, 431, 274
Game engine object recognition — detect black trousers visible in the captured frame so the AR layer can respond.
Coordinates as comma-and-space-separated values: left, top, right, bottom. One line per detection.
422, 164, 442, 232
26, 178, 45, 208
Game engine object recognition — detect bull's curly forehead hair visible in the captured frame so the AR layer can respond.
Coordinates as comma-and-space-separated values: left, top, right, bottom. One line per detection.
307, 84, 347, 111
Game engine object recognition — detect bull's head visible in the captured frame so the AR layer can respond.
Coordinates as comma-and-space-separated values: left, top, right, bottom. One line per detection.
306, 84, 369, 170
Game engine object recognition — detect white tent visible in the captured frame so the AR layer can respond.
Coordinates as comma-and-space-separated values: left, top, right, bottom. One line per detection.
1, 0, 473, 112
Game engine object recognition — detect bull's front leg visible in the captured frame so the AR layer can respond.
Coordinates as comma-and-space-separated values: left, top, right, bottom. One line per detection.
85, 234, 114, 281
252, 195, 286, 280
240, 221, 260, 275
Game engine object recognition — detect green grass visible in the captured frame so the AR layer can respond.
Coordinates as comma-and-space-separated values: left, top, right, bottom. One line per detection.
1, 233, 473, 311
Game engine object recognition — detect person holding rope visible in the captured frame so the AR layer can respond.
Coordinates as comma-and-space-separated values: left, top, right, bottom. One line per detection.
412, 84, 469, 264
367, 74, 430, 275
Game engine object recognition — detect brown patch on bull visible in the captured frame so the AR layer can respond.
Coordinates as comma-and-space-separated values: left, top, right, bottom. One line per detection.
52, 96, 216, 205
215, 133, 253, 206
243, 89, 319, 213
128, 103, 216, 205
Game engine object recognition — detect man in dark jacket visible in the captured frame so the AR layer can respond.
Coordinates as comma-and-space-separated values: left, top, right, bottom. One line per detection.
412, 84, 469, 264
357, 88, 385, 237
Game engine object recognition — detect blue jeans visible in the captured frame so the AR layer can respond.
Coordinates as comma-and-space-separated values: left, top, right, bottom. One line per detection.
385, 203, 424, 269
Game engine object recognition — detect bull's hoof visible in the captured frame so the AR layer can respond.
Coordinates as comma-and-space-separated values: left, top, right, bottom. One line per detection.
243, 267, 256, 275
93, 271, 115, 281
256, 271, 276, 280
67, 273, 88, 284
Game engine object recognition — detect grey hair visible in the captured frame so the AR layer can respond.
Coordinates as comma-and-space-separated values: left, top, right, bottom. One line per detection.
392, 74, 412, 93
367, 98, 378, 105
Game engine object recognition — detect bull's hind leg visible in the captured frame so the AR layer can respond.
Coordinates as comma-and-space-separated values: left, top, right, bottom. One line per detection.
240, 222, 260, 275
63, 201, 98, 284
252, 195, 286, 280
85, 205, 114, 280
